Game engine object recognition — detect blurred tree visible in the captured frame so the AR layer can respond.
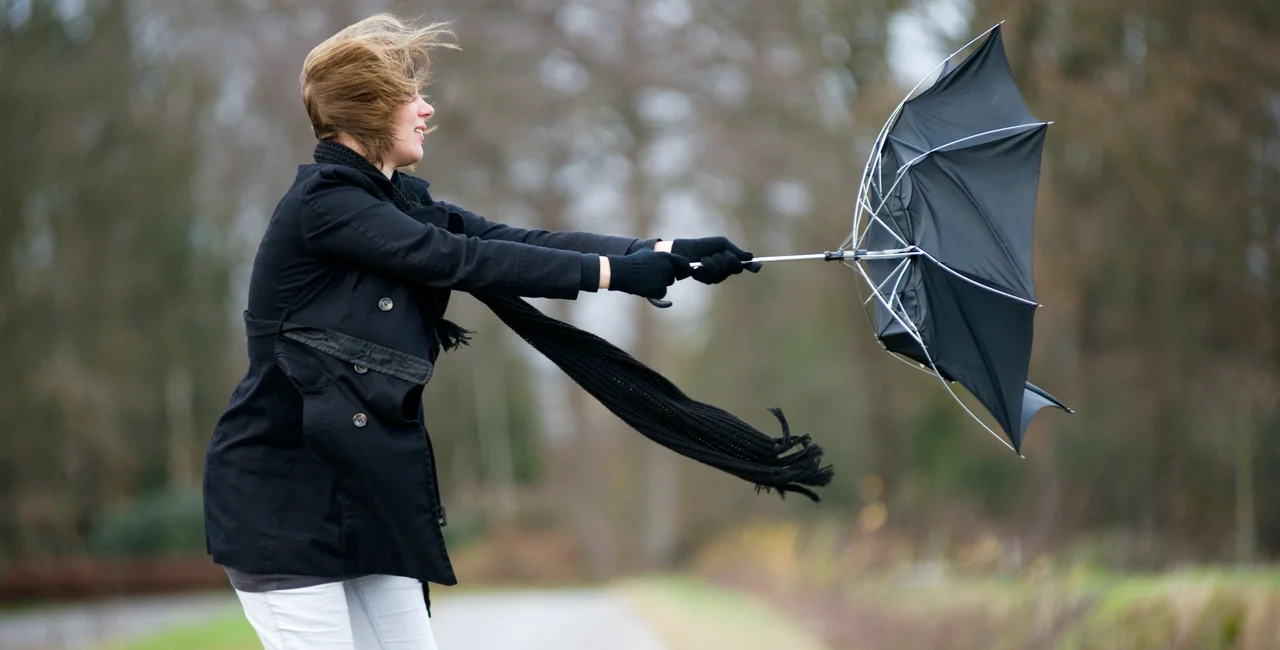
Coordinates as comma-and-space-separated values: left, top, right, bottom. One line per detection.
0, 0, 235, 560
4, 0, 1277, 575
677, 0, 914, 522
967, 0, 1280, 559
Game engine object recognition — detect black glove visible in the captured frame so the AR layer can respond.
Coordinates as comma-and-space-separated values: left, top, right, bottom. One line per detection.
607, 249, 692, 299
670, 236, 762, 284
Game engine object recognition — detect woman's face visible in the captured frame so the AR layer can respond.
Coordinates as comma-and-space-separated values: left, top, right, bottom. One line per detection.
389, 93, 434, 168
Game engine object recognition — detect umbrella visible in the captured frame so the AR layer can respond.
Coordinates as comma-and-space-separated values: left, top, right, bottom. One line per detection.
663, 24, 1072, 455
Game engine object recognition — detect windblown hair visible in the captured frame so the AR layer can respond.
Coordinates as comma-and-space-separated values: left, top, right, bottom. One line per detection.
301, 14, 457, 166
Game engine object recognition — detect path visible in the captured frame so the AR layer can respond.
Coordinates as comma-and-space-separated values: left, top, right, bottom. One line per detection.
431, 589, 670, 649
0, 591, 238, 649
0, 588, 671, 649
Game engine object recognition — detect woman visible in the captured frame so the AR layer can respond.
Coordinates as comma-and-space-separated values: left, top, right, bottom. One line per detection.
202, 13, 765, 649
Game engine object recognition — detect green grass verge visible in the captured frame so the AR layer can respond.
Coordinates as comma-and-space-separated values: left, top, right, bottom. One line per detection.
616, 574, 829, 650
100, 608, 258, 650
833, 566, 1280, 650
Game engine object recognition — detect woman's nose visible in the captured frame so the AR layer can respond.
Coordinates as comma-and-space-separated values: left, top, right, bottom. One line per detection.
421, 102, 435, 119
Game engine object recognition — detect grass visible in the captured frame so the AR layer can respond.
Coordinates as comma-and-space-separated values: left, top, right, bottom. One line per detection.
1051, 568, 1280, 650
99, 608, 258, 650
617, 574, 829, 650
810, 566, 1280, 650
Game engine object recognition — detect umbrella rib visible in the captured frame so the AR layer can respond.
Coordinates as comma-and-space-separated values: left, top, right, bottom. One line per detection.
874, 151, 883, 196
851, 260, 927, 350
933, 365, 1020, 454
863, 256, 913, 306
886, 350, 941, 375
884, 257, 913, 316
855, 161, 917, 251
858, 201, 910, 249
895, 122, 1049, 174
914, 249, 1039, 307
847, 258, 885, 352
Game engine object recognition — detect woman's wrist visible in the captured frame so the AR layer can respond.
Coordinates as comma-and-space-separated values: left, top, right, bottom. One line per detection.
599, 255, 611, 289
580, 254, 604, 291
653, 240, 673, 253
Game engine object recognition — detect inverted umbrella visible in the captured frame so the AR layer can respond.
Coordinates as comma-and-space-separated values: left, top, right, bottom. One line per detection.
665, 24, 1072, 455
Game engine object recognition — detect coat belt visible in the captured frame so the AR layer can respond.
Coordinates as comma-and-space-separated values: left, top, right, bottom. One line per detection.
243, 311, 434, 385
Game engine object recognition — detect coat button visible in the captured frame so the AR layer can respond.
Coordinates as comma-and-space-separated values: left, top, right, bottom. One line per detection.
378, 297, 393, 311
353, 364, 368, 374
352, 413, 368, 428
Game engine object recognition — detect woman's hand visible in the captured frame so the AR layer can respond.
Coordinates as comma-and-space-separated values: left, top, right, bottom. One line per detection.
600, 250, 692, 299
667, 236, 762, 284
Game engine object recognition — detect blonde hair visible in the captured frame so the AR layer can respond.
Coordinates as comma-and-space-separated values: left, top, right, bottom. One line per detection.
301, 14, 457, 166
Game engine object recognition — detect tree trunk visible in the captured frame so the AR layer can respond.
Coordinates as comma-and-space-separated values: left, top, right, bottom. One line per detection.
1234, 387, 1258, 566
474, 350, 516, 528
165, 365, 196, 491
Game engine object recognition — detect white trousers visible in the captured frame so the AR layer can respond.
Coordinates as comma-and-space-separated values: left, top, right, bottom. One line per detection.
234, 574, 440, 650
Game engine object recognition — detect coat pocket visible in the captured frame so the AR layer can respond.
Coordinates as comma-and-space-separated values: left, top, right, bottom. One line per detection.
273, 335, 428, 475
273, 333, 440, 571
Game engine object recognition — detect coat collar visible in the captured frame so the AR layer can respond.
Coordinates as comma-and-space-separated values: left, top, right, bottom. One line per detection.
312, 139, 431, 207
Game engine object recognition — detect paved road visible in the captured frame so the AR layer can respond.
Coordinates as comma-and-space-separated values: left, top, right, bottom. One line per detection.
0, 591, 239, 649
0, 588, 671, 649
431, 589, 670, 650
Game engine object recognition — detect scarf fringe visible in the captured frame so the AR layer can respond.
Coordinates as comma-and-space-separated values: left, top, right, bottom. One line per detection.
435, 320, 473, 352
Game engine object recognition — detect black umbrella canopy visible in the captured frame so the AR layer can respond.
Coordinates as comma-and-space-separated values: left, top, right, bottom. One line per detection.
861, 25, 1071, 454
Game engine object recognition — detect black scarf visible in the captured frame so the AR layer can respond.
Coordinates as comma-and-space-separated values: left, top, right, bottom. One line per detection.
314, 139, 834, 502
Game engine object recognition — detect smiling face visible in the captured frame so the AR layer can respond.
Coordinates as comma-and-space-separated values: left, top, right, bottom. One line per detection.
388, 93, 435, 169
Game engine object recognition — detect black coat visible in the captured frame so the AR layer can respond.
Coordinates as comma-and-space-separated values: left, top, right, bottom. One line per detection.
202, 160, 647, 589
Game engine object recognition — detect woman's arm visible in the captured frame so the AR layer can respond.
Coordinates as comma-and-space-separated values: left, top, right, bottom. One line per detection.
300, 167, 597, 299
439, 201, 656, 256
440, 203, 755, 286
299, 167, 689, 299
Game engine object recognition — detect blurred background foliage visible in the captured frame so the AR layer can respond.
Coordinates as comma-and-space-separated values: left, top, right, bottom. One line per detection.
2, 0, 1278, 645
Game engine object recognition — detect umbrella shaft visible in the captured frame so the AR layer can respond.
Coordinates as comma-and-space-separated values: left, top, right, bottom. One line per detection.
689, 248, 917, 268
